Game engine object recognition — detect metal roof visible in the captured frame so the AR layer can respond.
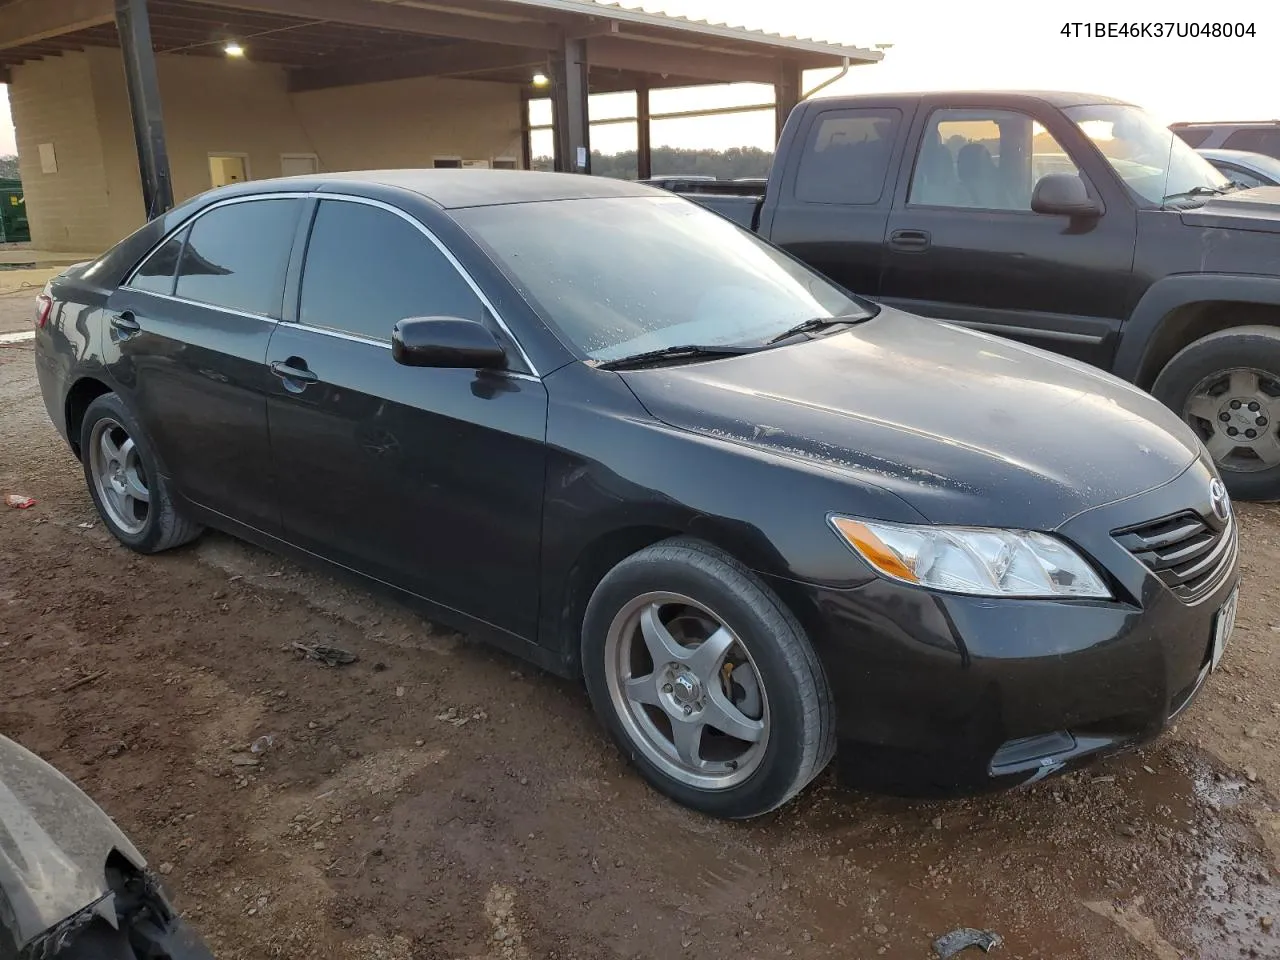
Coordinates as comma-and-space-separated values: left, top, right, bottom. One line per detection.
382, 0, 884, 63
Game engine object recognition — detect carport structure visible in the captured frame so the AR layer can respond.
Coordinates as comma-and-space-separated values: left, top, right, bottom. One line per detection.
0, 0, 880, 251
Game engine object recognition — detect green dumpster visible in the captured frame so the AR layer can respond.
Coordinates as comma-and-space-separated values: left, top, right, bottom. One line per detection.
0, 179, 31, 244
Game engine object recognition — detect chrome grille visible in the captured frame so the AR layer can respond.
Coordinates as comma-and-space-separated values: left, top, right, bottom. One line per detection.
1113, 511, 1236, 602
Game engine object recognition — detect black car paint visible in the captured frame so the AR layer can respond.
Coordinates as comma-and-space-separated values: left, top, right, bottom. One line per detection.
675, 91, 1280, 384
35, 171, 1238, 795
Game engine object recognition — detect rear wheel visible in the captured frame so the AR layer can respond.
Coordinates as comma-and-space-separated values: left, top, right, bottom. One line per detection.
582, 538, 834, 819
81, 392, 202, 553
1153, 326, 1280, 501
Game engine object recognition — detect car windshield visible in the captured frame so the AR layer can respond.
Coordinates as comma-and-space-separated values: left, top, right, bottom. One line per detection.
1063, 103, 1231, 206
1211, 151, 1280, 183
456, 195, 871, 363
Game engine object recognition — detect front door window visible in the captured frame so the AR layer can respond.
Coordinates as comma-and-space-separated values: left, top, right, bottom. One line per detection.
909, 109, 1081, 210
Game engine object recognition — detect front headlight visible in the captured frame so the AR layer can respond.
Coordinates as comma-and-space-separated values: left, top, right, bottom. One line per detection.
830, 516, 1111, 599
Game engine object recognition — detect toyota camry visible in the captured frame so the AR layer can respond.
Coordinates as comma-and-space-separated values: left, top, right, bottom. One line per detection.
33, 170, 1240, 819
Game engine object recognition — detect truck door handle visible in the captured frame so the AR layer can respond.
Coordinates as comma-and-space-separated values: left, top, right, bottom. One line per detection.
889, 229, 931, 252
270, 358, 318, 390
109, 311, 141, 337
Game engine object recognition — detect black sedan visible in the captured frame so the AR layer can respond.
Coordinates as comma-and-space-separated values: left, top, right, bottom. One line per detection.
33, 171, 1239, 819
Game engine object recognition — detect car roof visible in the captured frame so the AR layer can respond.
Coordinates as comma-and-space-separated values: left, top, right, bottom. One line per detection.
1196, 148, 1280, 174
818, 90, 1135, 109
1172, 120, 1280, 128
296, 169, 663, 209
1198, 148, 1271, 161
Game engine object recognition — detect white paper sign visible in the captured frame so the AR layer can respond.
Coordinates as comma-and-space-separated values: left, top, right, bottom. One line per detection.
577, 146, 587, 169
39, 142, 57, 174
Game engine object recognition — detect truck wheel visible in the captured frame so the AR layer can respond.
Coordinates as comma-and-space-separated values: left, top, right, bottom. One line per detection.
1152, 325, 1280, 500
581, 537, 835, 819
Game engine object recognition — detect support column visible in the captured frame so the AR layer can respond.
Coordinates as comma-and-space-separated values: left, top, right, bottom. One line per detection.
636, 83, 651, 180
519, 86, 533, 170
550, 36, 590, 174
774, 59, 802, 140
115, 0, 173, 218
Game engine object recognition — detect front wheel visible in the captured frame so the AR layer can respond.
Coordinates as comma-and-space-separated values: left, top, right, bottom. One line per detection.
581, 538, 835, 819
1153, 326, 1280, 501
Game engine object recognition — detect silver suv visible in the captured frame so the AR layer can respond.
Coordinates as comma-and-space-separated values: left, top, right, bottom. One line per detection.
1172, 120, 1280, 160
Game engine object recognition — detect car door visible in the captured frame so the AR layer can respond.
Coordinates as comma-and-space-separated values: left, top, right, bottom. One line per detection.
265, 196, 549, 640
104, 196, 305, 532
763, 101, 911, 297
877, 100, 1136, 367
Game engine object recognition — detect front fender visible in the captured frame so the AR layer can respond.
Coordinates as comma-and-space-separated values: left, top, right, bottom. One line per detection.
535, 363, 928, 667
1113, 273, 1280, 384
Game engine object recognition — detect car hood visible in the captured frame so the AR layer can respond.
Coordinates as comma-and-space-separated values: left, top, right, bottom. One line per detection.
1180, 185, 1280, 235
0, 735, 146, 951
619, 308, 1202, 529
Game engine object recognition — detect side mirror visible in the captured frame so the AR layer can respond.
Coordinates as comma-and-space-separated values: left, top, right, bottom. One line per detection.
1031, 174, 1102, 217
391, 316, 507, 370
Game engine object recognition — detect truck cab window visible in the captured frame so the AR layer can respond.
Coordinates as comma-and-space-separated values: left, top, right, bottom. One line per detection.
909, 109, 1080, 211
795, 109, 901, 204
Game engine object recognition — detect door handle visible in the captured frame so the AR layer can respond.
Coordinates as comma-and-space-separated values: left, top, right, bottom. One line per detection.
270, 359, 319, 387
109, 311, 141, 337
888, 229, 931, 252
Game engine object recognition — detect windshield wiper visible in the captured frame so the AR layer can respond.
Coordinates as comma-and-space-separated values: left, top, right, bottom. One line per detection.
766, 314, 868, 345
596, 343, 760, 371
1162, 185, 1228, 203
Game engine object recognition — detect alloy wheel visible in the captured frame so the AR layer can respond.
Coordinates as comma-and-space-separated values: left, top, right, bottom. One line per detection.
88, 417, 151, 535
604, 591, 769, 790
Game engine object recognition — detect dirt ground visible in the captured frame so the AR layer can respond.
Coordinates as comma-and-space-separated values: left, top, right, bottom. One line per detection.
3, 287, 1280, 960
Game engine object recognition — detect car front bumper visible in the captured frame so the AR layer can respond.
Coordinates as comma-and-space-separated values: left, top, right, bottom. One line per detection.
772, 456, 1239, 796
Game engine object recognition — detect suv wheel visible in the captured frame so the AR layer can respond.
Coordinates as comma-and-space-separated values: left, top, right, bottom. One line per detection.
581, 537, 835, 819
1153, 326, 1280, 500
81, 392, 203, 553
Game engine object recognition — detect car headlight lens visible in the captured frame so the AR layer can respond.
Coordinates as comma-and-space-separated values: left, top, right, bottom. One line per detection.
830, 516, 1111, 599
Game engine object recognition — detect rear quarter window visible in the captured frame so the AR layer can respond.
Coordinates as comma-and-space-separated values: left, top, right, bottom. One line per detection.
795, 108, 901, 205
1173, 128, 1213, 148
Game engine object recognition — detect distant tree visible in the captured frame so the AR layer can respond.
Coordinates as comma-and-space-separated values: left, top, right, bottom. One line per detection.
0, 155, 19, 179
531, 146, 774, 180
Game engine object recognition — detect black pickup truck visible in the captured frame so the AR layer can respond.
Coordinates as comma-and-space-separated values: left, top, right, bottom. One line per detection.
671, 91, 1280, 500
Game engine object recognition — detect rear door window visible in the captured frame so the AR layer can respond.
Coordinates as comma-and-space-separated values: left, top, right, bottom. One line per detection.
1222, 129, 1280, 159
174, 198, 302, 317
297, 200, 484, 343
795, 109, 901, 204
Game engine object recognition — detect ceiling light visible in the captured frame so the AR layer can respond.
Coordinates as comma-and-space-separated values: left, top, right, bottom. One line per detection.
224, 41, 245, 58
531, 71, 549, 88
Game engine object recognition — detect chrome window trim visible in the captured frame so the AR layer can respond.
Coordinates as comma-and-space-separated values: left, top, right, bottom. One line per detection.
130, 289, 280, 324
121, 190, 540, 376
122, 192, 313, 315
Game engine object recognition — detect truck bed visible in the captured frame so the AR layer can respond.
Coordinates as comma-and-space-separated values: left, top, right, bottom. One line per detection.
647, 179, 765, 229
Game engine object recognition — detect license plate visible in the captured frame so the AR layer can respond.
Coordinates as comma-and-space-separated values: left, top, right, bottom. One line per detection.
1211, 586, 1239, 671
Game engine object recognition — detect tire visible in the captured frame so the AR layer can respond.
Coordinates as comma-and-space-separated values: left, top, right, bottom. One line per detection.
80, 392, 203, 553
1152, 325, 1280, 501
581, 537, 835, 819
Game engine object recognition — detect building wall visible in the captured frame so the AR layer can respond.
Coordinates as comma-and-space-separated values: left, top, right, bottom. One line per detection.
10, 48, 525, 252
7, 54, 113, 252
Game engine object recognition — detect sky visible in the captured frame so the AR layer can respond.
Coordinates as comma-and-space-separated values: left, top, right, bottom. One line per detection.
2, 0, 1277, 159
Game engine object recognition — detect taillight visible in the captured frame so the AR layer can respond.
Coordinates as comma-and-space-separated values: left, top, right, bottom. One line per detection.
34, 293, 52, 329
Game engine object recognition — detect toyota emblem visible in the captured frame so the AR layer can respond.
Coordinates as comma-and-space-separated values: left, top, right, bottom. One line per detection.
1210, 478, 1231, 523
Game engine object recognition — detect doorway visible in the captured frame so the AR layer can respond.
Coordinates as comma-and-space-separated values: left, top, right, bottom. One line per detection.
280, 153, 320, 177
209, 154, 250, 187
